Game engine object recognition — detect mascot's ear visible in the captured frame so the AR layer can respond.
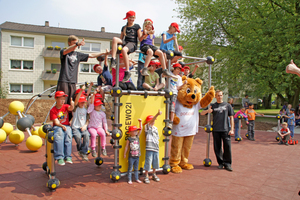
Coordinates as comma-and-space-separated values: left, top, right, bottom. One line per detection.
195, 78, 203, 86
182, 76, 187, 81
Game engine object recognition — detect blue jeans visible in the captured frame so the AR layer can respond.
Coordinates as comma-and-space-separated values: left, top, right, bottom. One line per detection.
247, 120, 255, 139
128, 157, 139, 181
234, 118, 239, 139
144, 150, 159, 171
72, 128, 89, 154
53, 126, 72, 160
288, 125, 294, 138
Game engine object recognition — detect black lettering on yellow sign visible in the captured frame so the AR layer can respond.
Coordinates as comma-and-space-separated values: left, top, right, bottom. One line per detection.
125, 102, 132, 140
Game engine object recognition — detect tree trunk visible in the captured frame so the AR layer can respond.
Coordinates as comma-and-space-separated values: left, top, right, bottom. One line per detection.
263, 93, 272, 109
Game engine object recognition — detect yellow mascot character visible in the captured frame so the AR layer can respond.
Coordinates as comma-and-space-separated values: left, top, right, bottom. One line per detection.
170, 76, 215, 173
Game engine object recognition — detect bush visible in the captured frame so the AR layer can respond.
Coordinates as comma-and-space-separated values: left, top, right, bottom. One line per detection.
52, 69, 57, 74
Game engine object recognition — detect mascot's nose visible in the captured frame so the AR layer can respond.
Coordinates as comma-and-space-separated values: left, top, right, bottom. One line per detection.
191, 94, 196, 99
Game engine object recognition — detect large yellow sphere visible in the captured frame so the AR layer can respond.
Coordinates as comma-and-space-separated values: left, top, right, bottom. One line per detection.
38, 126, 46, 139
9, 130, 25, 144
8, 101, 24, 115
1, 123, 14, 136
26, 135, 43, 151
31, 127, 39, 136
0, 129, 7, 143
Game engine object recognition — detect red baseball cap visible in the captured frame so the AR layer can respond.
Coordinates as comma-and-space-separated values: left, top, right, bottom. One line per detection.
95, 93, 103, 99
149, 61, 157, 67
75, 89, 86, 95
144, 18, 154, 30
94, 99, 103, 106
55, 91, 68, 98
93, 64, 101, 72
123, 11, 135, 20
171, 22, 180, 33
128, 125, 141, 132
143, 115, 154, 125
184, 66, 190, 70
78, 95, 87, 103
156, 62, 161, 66
178, 45, 183, 50
173, 63, 182, 69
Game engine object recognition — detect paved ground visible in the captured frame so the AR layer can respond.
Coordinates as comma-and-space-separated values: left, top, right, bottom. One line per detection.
1, 127, 300, 200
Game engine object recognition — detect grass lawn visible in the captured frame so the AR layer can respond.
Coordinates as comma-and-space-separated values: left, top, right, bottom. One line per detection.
234, 108, 280, 123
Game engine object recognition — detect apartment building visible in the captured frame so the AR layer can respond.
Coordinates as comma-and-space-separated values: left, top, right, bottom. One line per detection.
0, 21, 160, 99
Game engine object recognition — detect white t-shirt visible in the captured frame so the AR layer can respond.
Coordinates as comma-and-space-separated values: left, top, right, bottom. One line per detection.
71, 106, 87, 129
172, 102, 202, 137
169, 72, 182, 94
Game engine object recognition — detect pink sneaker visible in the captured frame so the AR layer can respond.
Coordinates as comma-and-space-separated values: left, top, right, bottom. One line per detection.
128, 181, 132, 184
136, 180, 142, 183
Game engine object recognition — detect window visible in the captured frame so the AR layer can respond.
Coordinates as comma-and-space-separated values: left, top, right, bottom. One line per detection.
80, 64, 96, 73
51, 64, 61, 71
11, 36, 34, 47
10, 60, 33, 70
10, 84, 33, 94
81, 42, 100, 52
52, 42, 65, 49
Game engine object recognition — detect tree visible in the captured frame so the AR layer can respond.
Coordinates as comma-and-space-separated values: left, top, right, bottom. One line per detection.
175, 0, 300, 108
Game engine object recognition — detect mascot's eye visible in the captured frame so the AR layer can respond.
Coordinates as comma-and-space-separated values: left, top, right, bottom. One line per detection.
194, 89, 197, 94
186, 88, 191, 94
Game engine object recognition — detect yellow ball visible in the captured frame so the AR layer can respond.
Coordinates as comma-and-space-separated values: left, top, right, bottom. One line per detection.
8, 101, 24, 115
0, 129, 7, 143
9, 130, 25, 144
26, 135, 43, 151
1, 123, 14, 136
31, 127, 39, 136
38, 126, 46, 139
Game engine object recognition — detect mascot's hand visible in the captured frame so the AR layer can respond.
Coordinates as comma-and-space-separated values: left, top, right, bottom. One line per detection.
173, 115, 180, 125
207, 86, 215, 98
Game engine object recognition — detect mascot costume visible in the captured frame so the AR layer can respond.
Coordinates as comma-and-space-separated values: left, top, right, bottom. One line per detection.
170, 76, 215, 173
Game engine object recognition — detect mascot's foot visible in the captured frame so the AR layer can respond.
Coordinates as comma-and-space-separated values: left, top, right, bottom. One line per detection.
180, 163, 194, 170
171, 166, 182, 173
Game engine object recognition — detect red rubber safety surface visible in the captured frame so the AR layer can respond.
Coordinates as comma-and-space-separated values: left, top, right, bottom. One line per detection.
1, 123, 300, 200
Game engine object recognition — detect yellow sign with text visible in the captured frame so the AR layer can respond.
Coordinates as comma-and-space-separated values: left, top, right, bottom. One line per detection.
119, 94, 166, 173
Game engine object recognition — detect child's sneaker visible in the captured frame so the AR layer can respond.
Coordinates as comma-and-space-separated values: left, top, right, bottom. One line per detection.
285, 142, 289, 146
111, 58, 117, 68
152, 174, 160, 182
65, 158, 73, 164
102, 148, 107, 156
128, 180, 133, 184
141, 67, 149, 76
136, 180, 142, 183
91, 150, 97, 157
57, 159, 65, 166
82, 154, 89, 161
144, 177, 150, 184
162, 69, 176, 78
278, 141, 283, 145
78, 151, 84, 158
122, 71, 131, 83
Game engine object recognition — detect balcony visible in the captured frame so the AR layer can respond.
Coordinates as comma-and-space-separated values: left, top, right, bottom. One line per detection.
42, 47, 60, 58
41, 70, 60, 81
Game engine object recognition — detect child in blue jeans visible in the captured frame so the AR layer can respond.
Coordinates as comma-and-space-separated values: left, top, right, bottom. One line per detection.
285, 108, 295, 138
124, 119, 142, 184
143, 110, 162, 184
50, 91, 74, 166
233, 107, 249, 140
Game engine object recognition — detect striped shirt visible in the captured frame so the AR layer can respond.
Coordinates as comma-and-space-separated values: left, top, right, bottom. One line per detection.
87, 103, 108, 131
145, 124, 159, 152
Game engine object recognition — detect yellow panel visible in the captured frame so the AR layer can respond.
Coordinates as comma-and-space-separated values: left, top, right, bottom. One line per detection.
46, 140, 53, 173
119, 94, 166, 173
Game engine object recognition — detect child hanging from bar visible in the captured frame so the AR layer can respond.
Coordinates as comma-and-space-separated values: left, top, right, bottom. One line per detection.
139, 18, 174, 78
110, 11, 142, 83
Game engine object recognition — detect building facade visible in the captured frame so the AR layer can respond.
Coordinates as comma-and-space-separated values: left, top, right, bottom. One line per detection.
0, 21, 161, 99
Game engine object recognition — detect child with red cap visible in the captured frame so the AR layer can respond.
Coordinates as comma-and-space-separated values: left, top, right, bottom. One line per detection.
139, 18, 174, 78
179, 62, 199, 78
111, 53, 137, 90
110, 10, 142, 83
124, 119, 143, 184
87, 91, 110, 157
143, 109, 162, 184
167, 63, 186, 129
71, 85, 90, 161
142, 61, 165, 91
50, 91, 74, 166
160, 22, 182, 64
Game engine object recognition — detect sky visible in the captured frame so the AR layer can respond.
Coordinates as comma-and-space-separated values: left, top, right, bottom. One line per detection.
0, 0, 181, 35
